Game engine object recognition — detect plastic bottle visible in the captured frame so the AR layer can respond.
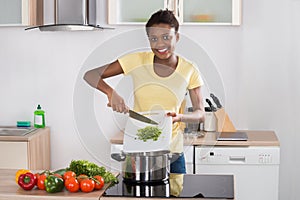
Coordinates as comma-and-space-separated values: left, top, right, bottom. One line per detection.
34, 104, 45, 128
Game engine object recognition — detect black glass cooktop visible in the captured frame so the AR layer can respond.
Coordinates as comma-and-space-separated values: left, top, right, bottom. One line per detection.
104, 174, 234, 199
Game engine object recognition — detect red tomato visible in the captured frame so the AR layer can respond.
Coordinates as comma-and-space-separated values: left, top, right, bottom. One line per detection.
65, 177, 80, 193
37, 174, 47, 190
94, 175, 105, 190
63, 171, 76, 180
34, 173, 40, 185
80, 179, 95, 193
77, 174, 88, 184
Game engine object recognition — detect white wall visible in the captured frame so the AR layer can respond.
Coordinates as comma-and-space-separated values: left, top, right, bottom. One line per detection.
0, 0, 299, 199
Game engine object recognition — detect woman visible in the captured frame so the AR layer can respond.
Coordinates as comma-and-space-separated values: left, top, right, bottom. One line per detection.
84, 9, 205, 196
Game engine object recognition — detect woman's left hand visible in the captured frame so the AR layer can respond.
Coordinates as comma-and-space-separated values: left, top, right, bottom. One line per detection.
166, 112, 182, 123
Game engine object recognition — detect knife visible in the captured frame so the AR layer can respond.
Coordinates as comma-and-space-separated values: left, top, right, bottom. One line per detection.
210, 93, 223, 108
205, 99, 217, 112
129, 110, 159, 125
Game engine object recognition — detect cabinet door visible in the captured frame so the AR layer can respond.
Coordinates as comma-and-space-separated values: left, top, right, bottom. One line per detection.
0, 0, 43, 26
178, 0, 241, 25
108, 0, 175, 25
0, 141, 28, 169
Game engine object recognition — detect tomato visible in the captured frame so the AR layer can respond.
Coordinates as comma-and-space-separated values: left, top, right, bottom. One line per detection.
37, 174, 47, 190
34, 173, 40, 185
80, 179, 95, 193
63, 171, 76, 180
77, 174, 88, 184
65, 177, 80, 193
94, 175, 105, 190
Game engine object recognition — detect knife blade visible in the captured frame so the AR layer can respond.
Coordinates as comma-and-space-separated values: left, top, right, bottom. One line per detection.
129, 110, 159, 125
210, 93, 223, 108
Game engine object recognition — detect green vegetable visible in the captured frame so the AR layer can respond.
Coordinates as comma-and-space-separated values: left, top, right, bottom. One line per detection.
67, 160, 118, 184
44, 175, 64, 193
136, 126, 162, 142
53, 168, 66, 176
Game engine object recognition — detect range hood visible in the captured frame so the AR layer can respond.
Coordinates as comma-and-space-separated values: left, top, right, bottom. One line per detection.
26, 0, 112, 31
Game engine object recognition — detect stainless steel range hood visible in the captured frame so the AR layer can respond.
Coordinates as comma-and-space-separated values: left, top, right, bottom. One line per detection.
26, 0, 112, 31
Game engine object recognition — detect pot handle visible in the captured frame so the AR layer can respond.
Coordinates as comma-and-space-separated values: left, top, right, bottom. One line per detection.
111, 153, 126, 162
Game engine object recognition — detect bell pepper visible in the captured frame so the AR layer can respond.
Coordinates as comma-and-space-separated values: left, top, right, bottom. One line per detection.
18, 172, 36, 190
44, 175, 64, 193
15, 169, 30, 184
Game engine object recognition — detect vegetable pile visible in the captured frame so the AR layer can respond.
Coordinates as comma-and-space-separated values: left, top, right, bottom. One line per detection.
136, 126, 162, 142
15, 159, 118, 193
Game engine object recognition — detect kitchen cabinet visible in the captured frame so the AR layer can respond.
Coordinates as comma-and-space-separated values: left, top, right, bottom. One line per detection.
108, 0, 172, 25
108, 0, 241, 25
0, 127, 50, 170
178, 0, 241, 25
0, 0, 43, 26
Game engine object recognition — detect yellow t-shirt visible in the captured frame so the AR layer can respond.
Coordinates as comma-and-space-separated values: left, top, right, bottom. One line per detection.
118, 51, 204, 152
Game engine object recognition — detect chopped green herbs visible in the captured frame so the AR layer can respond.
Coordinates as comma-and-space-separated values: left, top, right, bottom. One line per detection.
136, 126, 162, 142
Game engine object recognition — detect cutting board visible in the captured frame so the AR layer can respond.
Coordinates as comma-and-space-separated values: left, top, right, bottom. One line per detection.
123, 110, 172, 153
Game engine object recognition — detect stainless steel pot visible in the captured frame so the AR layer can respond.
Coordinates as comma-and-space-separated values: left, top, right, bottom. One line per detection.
122, 179, 170, 197
111, 150, 181, 183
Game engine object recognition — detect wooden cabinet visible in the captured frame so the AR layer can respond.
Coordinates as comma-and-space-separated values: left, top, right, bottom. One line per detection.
0, 0, 43, 26
108, 0, 241, 25
0, 127, 50, 170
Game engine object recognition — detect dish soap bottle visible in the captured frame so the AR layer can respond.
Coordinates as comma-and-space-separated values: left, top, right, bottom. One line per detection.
34, 104, 45, 128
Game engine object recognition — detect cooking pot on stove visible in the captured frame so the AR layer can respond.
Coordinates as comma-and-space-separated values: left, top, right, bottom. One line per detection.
111, 150, 181, 183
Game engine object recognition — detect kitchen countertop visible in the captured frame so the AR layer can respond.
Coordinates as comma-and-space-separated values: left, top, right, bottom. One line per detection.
0, 169, 114, 200
110, 130, 280, 146
0, 169, 234, 200
0, 127, 50, 142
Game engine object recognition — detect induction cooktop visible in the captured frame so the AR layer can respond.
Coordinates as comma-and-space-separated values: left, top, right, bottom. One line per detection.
104, 174, 234, 199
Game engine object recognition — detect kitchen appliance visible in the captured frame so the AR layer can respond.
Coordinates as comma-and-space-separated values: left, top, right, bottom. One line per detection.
195, 146, 280, 200
26, 0, 112, 31
104, 173, 234, 198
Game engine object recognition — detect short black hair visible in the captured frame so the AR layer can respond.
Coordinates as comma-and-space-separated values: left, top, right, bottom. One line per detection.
145, 9, 179, 35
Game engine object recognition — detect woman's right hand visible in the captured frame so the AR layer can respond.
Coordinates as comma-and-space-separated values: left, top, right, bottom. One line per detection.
107, 90, 129, 113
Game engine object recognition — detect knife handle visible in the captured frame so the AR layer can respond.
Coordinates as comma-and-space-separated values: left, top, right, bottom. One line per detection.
210, 93, 222, 108
205, 99, 217, 111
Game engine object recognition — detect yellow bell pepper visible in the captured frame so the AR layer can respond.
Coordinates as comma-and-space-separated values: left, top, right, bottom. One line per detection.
15, 169, 30, 184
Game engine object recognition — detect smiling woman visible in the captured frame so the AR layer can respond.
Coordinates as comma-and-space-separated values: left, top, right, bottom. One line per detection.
73, 25, 224, 165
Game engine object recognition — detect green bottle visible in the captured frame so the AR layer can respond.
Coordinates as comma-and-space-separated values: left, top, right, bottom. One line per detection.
34, 104, 45, 128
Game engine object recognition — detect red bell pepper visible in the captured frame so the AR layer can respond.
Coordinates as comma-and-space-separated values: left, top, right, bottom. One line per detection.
18, 172, 36, 190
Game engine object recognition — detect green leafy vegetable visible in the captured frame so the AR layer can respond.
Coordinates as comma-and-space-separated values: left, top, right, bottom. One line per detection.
66, 160, 118, 184
136, 126, 162, 142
